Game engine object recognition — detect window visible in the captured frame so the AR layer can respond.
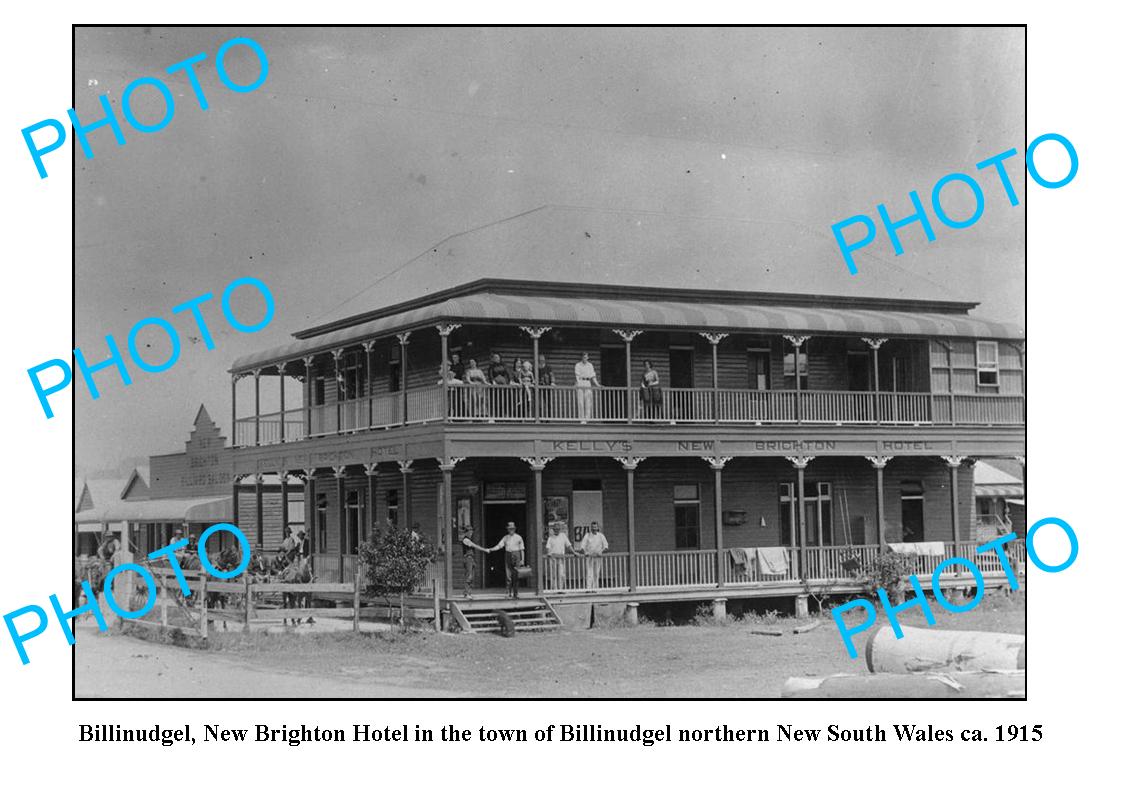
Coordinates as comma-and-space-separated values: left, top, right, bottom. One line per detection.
386, 489, 399, 528
313, 377, 326, 406
783, 346, 809, 390
673, 484, 700, 549
779, 481, 832, 546
747, 348, 770, 390
345, 490, 362, 553
315, 494, 328, 553
976, 341, 999, 387
340, 351, 366, 401
389, 345, 402, 393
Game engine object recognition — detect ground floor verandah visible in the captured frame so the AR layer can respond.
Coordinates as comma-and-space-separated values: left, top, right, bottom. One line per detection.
227, 448, 1025, 603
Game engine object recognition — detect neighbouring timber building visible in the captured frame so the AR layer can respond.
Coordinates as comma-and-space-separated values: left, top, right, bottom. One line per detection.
75, 406, 297, 561
227, 206, 1026, 619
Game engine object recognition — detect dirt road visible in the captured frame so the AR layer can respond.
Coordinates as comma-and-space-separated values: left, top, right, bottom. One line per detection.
75, 591, 1024, 699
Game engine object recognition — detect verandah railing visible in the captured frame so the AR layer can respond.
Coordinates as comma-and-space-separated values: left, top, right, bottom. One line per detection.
301, 540, 1025, 598
235, 385, 1024, 445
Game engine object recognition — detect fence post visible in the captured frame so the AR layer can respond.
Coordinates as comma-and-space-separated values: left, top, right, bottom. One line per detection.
432, 579, 440, 633
353, 576, 361, 632
159, 575, 168, 628
243, 574, 251, 633
199, 574, 208, 641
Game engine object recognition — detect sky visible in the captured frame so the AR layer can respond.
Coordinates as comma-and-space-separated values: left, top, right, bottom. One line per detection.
74, 25, 1025, 477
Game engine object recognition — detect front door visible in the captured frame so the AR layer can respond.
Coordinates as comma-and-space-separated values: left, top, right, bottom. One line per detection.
482, 502, 528, 589
901, 493, 925, 543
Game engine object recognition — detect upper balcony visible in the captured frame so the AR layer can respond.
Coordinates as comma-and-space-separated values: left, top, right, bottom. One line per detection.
228, 281, 1025, 449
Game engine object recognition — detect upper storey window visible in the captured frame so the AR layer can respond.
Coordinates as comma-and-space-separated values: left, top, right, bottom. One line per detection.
976, 341, 999, 387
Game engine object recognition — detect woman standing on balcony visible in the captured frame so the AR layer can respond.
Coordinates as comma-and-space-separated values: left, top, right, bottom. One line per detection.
538, 355, 555, 420
640, 360, 662, 419
516, 358, 536, 418
465, 358, 488, 417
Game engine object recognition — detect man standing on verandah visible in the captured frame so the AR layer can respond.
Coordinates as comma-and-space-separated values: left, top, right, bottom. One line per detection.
545, 521, 575, 591
579, 521, 609, 590
488, 522, 526, 599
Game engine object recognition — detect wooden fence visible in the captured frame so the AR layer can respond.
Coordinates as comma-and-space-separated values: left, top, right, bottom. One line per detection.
118, 566, 385, 639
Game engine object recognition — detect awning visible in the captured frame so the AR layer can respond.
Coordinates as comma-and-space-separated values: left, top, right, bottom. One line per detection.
185, 497, 233, 523
974, 485, 1025, 498
74, 495, 230, 524
231, 291, 1024, 372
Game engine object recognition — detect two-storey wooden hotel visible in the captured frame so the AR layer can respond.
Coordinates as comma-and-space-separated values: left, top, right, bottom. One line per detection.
227, 206, 1026, 626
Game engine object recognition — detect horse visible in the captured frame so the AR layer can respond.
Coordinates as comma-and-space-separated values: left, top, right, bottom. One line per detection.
278, 554, 314, 625
74, 556, 110, 606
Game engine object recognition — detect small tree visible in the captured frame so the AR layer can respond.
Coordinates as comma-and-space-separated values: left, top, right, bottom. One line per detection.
358, 523, 434, 631
861, 551, 912, 604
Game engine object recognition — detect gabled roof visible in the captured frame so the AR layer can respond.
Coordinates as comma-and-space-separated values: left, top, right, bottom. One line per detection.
75, 479, 125, 514
298, 205, 977, 338
120, 466, 150, 501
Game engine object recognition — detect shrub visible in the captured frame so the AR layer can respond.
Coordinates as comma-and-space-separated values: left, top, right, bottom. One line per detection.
358, 523, 435, 631
861, 551, 912, 603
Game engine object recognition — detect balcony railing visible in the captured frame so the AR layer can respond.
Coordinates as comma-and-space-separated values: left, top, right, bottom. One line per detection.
234, 385, 1024, 446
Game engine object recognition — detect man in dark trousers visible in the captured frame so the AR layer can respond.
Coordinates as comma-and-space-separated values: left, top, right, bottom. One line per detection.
488, 522, 526, 599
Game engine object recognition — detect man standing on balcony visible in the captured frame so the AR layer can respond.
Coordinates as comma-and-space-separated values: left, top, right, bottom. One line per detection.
579, 521, 609, 590
574, 352, 599, 423
488, 521, 526, 599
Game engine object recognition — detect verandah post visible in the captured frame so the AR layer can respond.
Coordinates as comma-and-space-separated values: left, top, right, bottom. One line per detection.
363, 340, 376, 428
521, 457, 553, 595
942, 455, 966, 547
332, 349, 344, 433
784, 335, 809, 425
302, 355, 314, 436
278, 362, 287, 443
787, 456, 814, 579
254, 473, 264, 548
397, 332, 411, 425
437, 324, 461, 422
333, 465, 347, 576
253, 368, 262, 445
866, 455, 892, 552
700, 332, 728, 422
521, 326, 552, 422
438, 458, 461, 596
612, 329, 642, 423
614, 456, 645, 592
706, 456, 732, 587
863, 337, 886, 423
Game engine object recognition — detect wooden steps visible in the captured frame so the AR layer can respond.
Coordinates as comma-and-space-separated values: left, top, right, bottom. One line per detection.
451, 599, 563, 634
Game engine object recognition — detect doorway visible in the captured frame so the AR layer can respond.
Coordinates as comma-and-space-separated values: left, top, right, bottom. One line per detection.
482, 501, 528, 589
847, 351, 871, 391
901, 482, 925, 542
669, 347, 695, 387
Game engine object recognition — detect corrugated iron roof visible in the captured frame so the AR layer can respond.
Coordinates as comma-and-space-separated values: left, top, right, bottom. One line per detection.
304, 205, 975, 334
232, 290, 1023, 372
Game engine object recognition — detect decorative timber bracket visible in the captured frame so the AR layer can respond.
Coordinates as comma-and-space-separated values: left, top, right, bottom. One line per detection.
614, 456, 647, 470
520, 456, 555, 471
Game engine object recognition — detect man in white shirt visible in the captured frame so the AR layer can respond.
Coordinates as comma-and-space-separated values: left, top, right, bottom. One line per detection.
488, 522, 526, 598
579, 521, 609, 590
573, 352, 599, 422
545, 521, 575, 591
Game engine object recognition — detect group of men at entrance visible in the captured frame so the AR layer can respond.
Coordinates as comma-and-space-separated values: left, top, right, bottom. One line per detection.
458, 520, 610, 598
